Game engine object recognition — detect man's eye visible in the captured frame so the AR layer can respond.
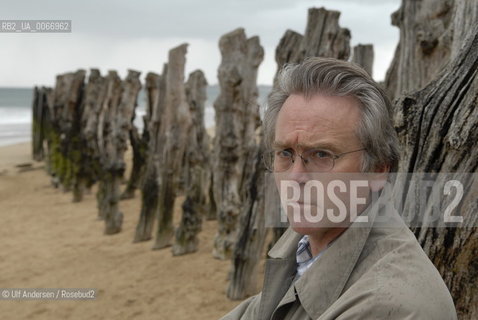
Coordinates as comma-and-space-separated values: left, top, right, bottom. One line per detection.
276, 149, 293, 158
312, 150, 331, 159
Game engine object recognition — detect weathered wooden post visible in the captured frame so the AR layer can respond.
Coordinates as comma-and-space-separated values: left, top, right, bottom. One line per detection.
172, 69, 209, 256
32, 86, 51, 162
134, 69, 167, 242
77, 69, 107, 201
121, 90, 149, 200
97, 70, 141, 234
301, 7, 350, 59
226, 140, 268, 300
384, 1, 478, 317
273, 6, 351, 88
96, 71, 122, 221
212, 28, 264, 260
392, 25, 478, 319
352, 44, 374, 76
82, 69, 107, 147
153, 43, 191, 249
383, 0, 455, 100
47, 70, 86, 197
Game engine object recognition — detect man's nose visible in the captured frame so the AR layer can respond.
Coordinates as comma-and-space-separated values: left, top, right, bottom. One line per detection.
287, 155, 310, 184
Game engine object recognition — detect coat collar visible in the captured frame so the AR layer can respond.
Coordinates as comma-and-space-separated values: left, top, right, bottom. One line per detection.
267, 227, 303, 259
294, 208, 377, 318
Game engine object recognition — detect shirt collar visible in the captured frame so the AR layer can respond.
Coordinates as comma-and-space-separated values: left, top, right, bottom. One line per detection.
296, 232, 339, 277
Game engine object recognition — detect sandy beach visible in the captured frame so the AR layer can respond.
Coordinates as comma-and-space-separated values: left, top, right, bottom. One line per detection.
0, 142, 262, 319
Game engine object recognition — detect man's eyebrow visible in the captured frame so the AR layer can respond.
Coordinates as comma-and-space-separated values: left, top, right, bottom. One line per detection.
298, 142, 340, 151
272, 141, 340, 152
271, 141, 289, 149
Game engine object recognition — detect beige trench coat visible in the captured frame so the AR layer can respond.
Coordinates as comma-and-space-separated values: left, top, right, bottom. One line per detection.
220, 191, 457, 320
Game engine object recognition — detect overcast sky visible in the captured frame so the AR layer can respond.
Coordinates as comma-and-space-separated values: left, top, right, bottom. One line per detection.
0, 0, 401, 87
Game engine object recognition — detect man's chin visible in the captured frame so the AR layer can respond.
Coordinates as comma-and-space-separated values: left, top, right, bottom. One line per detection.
290, 224, 328, 236
287, 210, 330, 234
286, 210, 350, 231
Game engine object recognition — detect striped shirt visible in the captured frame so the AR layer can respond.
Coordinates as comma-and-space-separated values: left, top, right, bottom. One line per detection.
296, 235, 327, 277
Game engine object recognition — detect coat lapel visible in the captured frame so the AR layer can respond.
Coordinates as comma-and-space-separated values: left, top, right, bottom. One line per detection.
294, 224, 373, 318
259, 228, 302, 320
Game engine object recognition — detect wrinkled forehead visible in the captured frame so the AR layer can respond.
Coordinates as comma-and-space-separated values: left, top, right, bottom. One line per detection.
278, 93, 361, 122
274, 93, 362, 146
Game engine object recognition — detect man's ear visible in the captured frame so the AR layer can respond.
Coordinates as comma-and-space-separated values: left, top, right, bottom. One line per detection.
369, 165, 390, 192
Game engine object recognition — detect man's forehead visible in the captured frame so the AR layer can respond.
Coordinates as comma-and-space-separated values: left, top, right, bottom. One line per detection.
274, 93, 362, 151
278, 94, 361, 119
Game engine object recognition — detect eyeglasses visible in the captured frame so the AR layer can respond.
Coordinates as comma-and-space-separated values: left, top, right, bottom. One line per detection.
262, 148, 365, 172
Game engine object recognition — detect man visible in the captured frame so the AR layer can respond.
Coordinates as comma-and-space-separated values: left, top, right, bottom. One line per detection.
220, 58, 457, 319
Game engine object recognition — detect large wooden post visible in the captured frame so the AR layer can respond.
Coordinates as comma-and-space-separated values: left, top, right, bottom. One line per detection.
134, 69, 167, 242
80, 69, 107, 200
352, 44, 374, 76
273, 7, 351, 84
173, 69, 209, 256
212, 28, 264, 260
97, 70, 141, 234
381, 2, 478, 315
392, 25, 478, 320
47, 70, 86, 198
226, 140, 268, 300
32, 86, 51, 162
153, 44, 191, 249
383, 0, 455, 100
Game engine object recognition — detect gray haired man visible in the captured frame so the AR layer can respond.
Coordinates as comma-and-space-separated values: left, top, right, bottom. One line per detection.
220, 58, 457, 319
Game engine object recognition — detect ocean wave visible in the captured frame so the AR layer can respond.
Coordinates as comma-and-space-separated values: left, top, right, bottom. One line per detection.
0, 106, 31, 125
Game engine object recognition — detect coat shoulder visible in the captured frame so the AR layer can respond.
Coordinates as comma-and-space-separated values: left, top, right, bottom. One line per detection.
336, 226, 458, 319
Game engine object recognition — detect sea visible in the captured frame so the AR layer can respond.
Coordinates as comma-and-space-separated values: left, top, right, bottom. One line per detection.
0, 85, 271, 148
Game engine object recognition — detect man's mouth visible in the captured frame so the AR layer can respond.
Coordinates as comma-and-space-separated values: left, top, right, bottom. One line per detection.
286, 200, 315, 206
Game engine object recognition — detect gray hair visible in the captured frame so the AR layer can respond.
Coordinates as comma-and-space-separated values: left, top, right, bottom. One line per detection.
264, 57, 400, 172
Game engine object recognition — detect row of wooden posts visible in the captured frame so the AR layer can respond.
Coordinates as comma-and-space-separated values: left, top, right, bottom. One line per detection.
31, 2, 478, 316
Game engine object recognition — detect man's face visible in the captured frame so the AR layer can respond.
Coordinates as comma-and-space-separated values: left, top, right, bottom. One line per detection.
273, 93, 371, 234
